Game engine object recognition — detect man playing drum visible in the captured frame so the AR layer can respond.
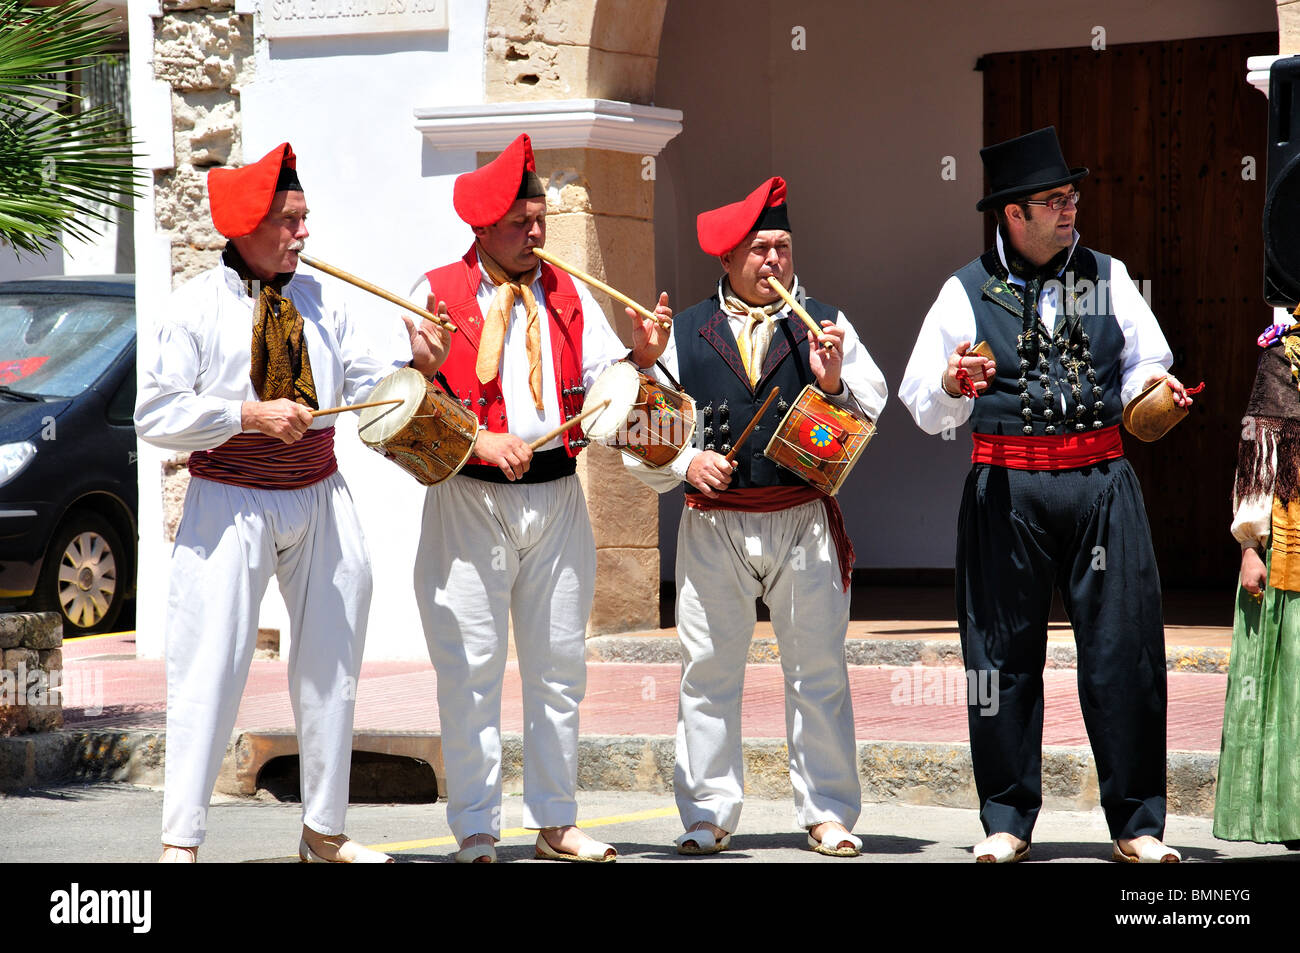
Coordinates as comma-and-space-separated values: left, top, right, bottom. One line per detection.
412, 133, 672, 863
622, 176, 887, 856
135, 143, 446, 862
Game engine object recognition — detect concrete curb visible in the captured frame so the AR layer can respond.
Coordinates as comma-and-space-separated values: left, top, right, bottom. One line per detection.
0, 730, 166, 792
585, 635, 1229, 673
1, 729, 1221, 818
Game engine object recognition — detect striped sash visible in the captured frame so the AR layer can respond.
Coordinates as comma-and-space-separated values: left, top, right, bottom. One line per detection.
188, 426, 337, 490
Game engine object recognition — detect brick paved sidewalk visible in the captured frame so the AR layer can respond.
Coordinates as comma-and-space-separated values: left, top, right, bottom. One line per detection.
61, 629, 1229, 751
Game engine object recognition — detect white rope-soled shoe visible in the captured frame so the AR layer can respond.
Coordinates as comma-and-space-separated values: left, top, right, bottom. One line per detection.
807, 825, 863, 857
535, 832, 617, 862
674, 827, 732, 855
973, 833, 1030, 863
298, 834, 393, 863
454, 839, 497, 864
1112, 838, 1181, 864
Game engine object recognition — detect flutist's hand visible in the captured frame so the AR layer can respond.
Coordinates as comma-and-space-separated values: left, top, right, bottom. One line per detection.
406, 298, 452, 377
809, 321, 845, 394
630, 292, 672, 368
242, 398, 312, 444
474, 431, 532, 481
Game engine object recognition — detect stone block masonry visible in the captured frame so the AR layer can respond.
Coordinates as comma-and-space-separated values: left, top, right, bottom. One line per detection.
152, 0, 253, 286
0, 613, 64, 737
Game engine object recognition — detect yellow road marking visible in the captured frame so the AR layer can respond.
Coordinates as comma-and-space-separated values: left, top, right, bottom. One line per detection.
67, 629, 136, 643
365, 806, 679, 855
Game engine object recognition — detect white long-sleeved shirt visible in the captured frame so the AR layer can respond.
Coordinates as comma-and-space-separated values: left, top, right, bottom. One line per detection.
899, 231, 1173, 435
135, 262, 411, 452
411, 251, 629, 451
622, 276, 889, 494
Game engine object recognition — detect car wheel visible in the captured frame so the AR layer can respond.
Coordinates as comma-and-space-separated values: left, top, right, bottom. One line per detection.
31, 511, 126, 636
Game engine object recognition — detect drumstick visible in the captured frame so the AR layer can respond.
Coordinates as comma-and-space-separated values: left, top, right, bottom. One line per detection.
765, 276, 834, 350
725, 387, 780, 463
531, 248, 672, 330
298, 253, 458, 334
310, 398, 404, 418
525, 399, 611, 451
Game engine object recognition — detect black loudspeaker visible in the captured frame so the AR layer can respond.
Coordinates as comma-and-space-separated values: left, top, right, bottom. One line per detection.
1265, 55, 1300, 306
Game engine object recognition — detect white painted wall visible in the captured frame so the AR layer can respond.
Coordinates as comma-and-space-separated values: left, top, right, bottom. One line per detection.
131, 0, 490, 659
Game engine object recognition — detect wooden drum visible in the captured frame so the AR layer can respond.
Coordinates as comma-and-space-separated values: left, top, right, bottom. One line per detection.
762, 384, 875, 496
357, 367, 477, 486
582, 361, 696, 469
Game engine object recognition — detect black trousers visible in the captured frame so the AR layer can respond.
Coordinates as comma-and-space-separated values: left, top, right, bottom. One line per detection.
955, 458, 1167, 842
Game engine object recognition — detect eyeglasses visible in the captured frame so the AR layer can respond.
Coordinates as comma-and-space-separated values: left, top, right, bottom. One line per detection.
1021, 190, 1081, 212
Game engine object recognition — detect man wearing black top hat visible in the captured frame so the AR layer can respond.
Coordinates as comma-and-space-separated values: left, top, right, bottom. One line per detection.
900, 127, 1191, 863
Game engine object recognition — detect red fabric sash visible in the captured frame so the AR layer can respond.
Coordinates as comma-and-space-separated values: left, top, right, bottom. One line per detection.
188, 426, 337, 490
686, 486, 855, 591
970, 425, 1124, 471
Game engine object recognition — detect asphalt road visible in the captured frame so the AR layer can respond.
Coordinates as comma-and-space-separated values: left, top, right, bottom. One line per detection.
1, 782, 1293, 865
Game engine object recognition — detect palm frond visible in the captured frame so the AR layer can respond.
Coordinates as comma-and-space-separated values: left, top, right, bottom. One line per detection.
0, 0, 144, 258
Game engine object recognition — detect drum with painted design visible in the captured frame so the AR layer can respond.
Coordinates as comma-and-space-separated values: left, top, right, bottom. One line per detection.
582, 361, 696, 469
762, 384, 875, 496
357, 367, 477, 486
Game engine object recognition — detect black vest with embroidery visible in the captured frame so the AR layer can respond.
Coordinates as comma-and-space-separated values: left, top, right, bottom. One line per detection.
675, 293, 838, 491
953, 247, 1126, 436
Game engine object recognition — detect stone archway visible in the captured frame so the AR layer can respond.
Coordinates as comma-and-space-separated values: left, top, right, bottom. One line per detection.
484, 0, 665, 105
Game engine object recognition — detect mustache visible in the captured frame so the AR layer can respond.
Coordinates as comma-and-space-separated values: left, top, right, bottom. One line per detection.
288, 240, 305, 252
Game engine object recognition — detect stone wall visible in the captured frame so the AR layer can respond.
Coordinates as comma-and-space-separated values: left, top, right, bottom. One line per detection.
1282, 0, 1300, 54
484, 0, 665, 104
0, 614, 63, 737
161, 455, 191, 543
152, 0, 252, 287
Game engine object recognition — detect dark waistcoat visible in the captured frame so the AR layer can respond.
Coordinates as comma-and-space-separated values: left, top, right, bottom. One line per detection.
953, 247, 1126, 437
674, 293, 839, 491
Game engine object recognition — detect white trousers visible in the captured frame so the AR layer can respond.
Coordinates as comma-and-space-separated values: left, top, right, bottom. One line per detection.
675, 499, 860, 833
414, 474, 594, 842
160, 473, 372, 847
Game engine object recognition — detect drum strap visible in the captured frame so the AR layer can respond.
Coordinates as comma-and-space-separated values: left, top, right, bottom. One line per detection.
654, 358, 684, 392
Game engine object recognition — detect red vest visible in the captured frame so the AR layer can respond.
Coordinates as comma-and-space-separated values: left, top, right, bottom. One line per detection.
425, 246, 588, 462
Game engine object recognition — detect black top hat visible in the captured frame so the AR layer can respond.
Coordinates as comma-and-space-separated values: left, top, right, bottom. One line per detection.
976, 126, 1088, 212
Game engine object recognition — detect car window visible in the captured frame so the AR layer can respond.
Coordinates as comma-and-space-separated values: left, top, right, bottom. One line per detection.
0, 293, 134, 399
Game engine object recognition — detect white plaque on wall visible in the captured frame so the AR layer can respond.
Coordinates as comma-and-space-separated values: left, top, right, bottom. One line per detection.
261, 0, 448, 39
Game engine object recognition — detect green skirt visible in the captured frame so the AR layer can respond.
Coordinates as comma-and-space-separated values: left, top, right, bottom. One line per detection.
1213, 550, 1300, 843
